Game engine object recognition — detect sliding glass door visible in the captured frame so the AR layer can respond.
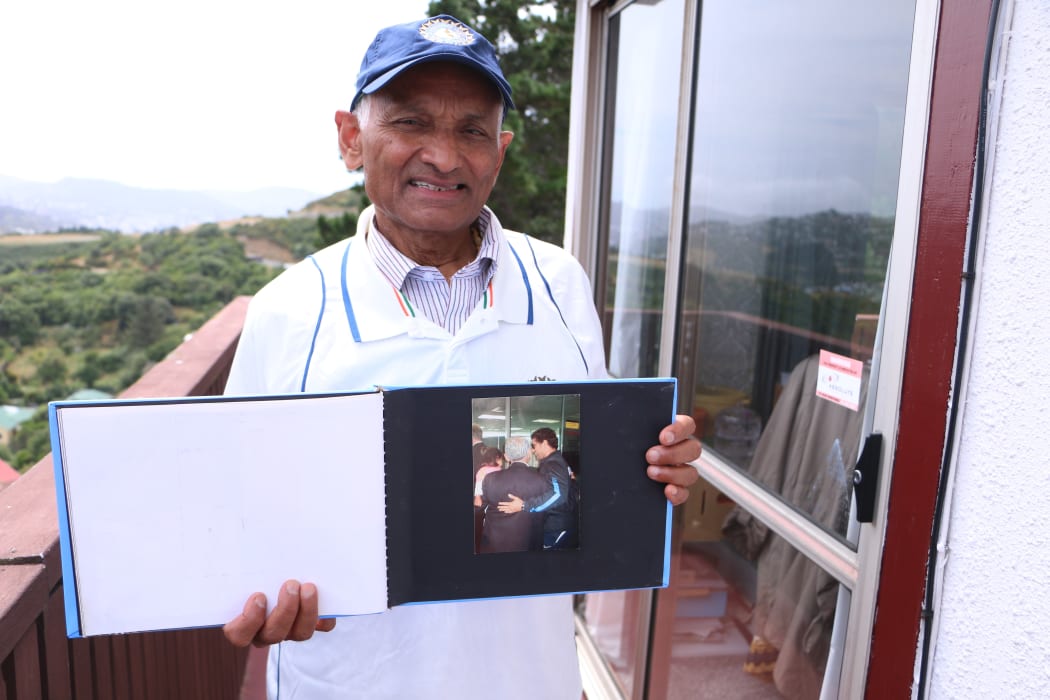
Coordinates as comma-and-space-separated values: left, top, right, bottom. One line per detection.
574, 0, 920, 697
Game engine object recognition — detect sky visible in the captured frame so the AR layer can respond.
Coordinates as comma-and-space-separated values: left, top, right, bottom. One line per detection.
0, 0, 432, 196
609, 0, 913, 220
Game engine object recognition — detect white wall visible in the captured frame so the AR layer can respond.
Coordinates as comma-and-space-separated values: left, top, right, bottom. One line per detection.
930, 1, 1050, 697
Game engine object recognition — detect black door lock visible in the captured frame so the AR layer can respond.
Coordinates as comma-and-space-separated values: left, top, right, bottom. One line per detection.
854, 433, 883, 523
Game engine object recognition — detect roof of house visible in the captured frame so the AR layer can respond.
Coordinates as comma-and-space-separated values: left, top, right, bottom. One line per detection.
0, 457, 19, 485
66, 389, 113, 402
0, 405, 36, 431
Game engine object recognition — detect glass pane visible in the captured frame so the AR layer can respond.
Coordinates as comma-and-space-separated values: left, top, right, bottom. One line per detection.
660, 536, 851, 700
677, 0, 915, 540
578, 1, 687, 695
601, 0, 685, 379
579, 590, 647, 697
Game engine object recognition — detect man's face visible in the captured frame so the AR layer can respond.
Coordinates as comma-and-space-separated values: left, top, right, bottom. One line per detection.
531, 438, 553, 460
337, 61, 513, 244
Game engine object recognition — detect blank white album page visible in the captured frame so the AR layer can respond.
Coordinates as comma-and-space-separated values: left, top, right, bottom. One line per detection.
55, 392, 388, 636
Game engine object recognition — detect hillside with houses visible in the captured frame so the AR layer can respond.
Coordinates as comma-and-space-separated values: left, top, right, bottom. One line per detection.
0, 187, 367, 474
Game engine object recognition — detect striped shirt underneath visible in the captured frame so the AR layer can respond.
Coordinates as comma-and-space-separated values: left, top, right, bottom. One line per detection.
366, 210, 500, 334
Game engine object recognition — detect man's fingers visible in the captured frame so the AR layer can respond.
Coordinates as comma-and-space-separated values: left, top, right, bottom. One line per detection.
647, 416, 702, 468
256, 580, 303, 646
659, 414, 697, 446
223, 582, 332, 649
223, 593, 267, 648
664, 483, 691, 507
647, 463, 700, 488
649, 468, 698, 507
646, 438, 701, 466
288, 583, 321, 642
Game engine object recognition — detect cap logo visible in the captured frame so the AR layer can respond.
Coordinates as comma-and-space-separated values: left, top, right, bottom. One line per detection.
418, 17, 476, 46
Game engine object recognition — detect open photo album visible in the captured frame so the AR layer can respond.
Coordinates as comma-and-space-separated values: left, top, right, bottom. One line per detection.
49, 378, 677, 637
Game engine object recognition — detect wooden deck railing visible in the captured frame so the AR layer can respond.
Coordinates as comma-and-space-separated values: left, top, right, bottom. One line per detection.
0, 296, 263, 699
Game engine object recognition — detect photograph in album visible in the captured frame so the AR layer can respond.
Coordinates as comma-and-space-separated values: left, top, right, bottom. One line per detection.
471, 393, 581, 555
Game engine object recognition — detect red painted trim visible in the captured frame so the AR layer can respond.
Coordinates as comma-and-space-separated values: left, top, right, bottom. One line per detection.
864, 1, 992, 697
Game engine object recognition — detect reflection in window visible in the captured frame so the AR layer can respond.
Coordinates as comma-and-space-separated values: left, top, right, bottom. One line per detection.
579, 590, 647, 696
666, 537, 851, 699
678, 0, 914, 537
583, 1, 687, 696
665, 2, 914, 698
600, 0, 684, 379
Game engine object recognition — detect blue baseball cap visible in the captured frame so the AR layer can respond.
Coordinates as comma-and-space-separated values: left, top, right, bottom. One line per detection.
351, 15, 515, 113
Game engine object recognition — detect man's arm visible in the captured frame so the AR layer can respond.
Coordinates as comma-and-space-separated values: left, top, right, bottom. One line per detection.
498, 476, 558, 514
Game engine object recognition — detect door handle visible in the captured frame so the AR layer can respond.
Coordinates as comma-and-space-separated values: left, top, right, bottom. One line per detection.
853, 432, 883, 523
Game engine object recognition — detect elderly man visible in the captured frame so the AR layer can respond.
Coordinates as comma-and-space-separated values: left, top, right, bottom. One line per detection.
222, 13, 699, 699
479, 436, 548, 553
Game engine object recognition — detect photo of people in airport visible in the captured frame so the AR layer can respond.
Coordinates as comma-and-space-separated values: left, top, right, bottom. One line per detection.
471, 394, 581, 555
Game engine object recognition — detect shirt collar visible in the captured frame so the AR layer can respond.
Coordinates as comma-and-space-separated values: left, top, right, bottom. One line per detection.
340, 207, 533, 343
365, 208, 501, 289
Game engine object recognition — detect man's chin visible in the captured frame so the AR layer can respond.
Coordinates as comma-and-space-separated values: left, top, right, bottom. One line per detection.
387, 207, 479, 237
380, 211, 478, 239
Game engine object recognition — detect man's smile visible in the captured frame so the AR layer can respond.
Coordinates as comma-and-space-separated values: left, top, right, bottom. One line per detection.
410, 180, 464, 192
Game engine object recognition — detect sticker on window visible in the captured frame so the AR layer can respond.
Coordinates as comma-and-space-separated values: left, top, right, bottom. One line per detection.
815, 349, 864, 411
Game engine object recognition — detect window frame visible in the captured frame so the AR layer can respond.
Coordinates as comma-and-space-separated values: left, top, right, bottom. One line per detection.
565, 0, 971, 697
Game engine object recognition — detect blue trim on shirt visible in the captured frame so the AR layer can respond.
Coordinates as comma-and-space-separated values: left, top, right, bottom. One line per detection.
301, 255, 327, 392
338, 236, 540, 341
340, 240, 362, 342
506, 242, 534, 325
522, 236, 588, 373
530, 476, 561, 512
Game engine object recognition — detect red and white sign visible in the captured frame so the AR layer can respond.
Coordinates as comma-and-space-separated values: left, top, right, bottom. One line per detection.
815, 349, 864, 412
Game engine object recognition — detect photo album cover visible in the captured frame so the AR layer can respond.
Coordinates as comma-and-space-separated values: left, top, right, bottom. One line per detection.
49, 378, 677, 637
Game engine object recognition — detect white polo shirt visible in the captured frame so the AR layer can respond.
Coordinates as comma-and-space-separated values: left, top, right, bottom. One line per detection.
225, 205, 607, 699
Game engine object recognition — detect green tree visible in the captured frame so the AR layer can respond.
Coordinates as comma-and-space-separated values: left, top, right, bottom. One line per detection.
9, 411, 50, 471
0, 367, 19, 401
36, 354, 68, 384
427, 0, 576, 245
315, 183, 369, 249
317, 212, 358, 248
75, 351, 102, 388
96, 350, 128, 374
0, 223, 295, 467
123, 296, 175, 349
0, 298, 41, 346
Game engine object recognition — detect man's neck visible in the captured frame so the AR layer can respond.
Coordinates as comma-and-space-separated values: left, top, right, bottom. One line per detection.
374, 219, 480, 282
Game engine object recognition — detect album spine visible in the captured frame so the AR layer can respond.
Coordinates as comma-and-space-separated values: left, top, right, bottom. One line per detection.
381, 390, 414, 608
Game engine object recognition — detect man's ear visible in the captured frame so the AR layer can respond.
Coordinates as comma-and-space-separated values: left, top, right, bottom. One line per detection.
335, 110, 364, 170
488, 130, 514, 186
495, 130, 514, 172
